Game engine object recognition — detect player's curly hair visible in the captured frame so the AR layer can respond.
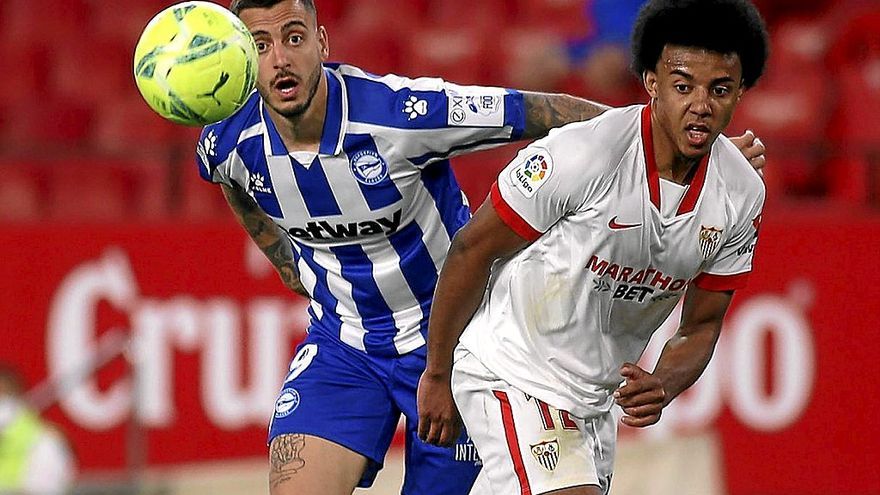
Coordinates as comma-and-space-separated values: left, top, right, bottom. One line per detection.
230, 0, 316, 17
631, 0, 769, 88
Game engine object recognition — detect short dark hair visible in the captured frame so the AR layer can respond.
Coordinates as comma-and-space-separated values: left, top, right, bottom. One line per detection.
229, 0, 316, 17
631, 0, 769, 88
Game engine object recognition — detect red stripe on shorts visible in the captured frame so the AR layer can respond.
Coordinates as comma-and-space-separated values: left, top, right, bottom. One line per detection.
492, 390, 532, 495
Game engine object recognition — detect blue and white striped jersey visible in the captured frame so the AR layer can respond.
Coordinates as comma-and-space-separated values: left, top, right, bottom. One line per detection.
196, 63, 526, 357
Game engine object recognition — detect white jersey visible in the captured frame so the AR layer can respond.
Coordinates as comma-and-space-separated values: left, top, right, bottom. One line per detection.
458, 105, 765, 419
197, 63, 525, 357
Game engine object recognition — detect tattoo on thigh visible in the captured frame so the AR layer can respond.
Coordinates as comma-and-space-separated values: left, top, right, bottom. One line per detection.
269, 434, 306, 489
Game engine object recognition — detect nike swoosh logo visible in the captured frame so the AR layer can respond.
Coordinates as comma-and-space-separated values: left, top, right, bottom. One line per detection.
608, 216, 642, 230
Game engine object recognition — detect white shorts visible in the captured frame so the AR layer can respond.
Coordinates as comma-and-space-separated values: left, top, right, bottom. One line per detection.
452, 350, 615, 495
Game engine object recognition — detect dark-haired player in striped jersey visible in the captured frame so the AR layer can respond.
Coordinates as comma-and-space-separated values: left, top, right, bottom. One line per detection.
196, 1, 767, 494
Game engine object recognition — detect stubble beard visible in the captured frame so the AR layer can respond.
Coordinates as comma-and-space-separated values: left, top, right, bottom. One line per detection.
270, 64, 323, 120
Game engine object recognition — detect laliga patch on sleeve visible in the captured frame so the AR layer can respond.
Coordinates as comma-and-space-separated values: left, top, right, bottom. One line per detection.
509, 152, 553, 198
447, 88, 506, 127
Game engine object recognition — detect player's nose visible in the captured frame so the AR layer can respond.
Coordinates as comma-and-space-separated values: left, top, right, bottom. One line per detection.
689, 88, 711, 117
270, 45, 294, 70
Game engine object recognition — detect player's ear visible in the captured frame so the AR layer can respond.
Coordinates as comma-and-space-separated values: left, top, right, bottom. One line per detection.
318, 25, 329, 60
643, 71, 658, 99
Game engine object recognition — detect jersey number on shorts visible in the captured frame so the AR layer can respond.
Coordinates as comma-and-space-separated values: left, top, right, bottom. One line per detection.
529, 395, 578, 431
283, 344, 318, 383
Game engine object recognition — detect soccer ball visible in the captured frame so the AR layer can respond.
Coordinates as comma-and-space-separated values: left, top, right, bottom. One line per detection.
133, 1, 258, 126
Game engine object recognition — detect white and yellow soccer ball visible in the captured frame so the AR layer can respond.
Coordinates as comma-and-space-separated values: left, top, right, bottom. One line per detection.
134, 1, 258, 126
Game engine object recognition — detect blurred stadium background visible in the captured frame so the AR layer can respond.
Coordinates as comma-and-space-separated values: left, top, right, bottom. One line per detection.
1, 0, 878, 494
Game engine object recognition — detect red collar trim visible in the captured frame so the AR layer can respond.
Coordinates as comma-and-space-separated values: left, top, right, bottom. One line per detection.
640, 105, 710, 216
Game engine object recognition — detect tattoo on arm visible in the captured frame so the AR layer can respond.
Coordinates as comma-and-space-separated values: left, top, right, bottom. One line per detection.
269, 434, 307, 489
221, 183, 308, 297
522, 91, 612, 140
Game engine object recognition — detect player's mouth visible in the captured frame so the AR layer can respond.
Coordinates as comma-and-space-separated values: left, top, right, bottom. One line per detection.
685, 123, 711, 148
273, 76, 300, 100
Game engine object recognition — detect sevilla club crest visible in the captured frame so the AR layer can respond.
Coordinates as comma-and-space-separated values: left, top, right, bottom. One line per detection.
699, 225, 724, 259
530, 439, 560, 472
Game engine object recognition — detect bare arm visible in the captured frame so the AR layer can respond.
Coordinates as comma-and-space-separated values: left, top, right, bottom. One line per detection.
614, 286, 733, 427
521, 91, 611, 140
221, 182, 307, 297
417, 197, 531, 446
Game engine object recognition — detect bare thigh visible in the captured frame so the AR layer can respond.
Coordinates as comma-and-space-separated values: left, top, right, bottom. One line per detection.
542, 486, 604, 495
269, 433, 369, 495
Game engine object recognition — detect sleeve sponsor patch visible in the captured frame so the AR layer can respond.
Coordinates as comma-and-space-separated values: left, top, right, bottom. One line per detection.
509, 152, 553, 198
447, 88, 505, 127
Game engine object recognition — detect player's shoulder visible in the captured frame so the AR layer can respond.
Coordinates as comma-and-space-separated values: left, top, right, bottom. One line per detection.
542, 105, 640, 150
198, 90, 262, 164
711, 135, 766, 201
331, 62, 447, 93
535, 105, 642, 171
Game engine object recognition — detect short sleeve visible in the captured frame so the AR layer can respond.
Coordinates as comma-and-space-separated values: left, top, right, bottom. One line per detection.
335, 67, 526, 168
694, 187, 765, 291
195, 125, 234, 187
491, 139, 595, 241
404, 81, 526, 167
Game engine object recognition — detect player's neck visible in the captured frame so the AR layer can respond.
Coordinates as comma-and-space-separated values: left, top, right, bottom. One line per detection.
268, 75, 328, 153
651, 116, 700, 185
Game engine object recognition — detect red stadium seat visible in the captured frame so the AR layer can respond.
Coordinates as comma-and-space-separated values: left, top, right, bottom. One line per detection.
732, 70, 827, 147
177, 157, 232, 221
0, 0, 91, 43
51, 36, 134, 105
45, 158, 169, 221
340, 0, 427, 33
498, 26, 575, 92
514, 0, 590, 37
0, 164, 44, 221
731, 15, 831, 150
826, 9, 880, 69
450, 145, 520, 208
823, 155, 873, 205
828, 63, 880, 151
0, 100, 94, 152
823, 60, 880, 207
313, 0, 348, 26
429, 0, 515, 29
92, 0, 179, 40
751, 0, 832, 24
329, 23, 406, 77
404, 27, 503, 85
45, 161, 126, 222
0, 43, 51, 106
91, 96, 180, 155
771, 17, 833, 71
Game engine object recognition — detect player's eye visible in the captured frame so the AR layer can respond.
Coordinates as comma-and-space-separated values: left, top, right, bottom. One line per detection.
255, 41, 269, 53
288, 34, 303, 45
712, 86, 730, 97
674, 84, 690, 93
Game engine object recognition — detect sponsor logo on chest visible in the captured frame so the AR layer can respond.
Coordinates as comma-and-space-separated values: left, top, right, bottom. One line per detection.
287, 209, 402, 241
587, 255, 689, 303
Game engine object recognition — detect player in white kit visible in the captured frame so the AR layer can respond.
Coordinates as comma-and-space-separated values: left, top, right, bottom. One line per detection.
417, 1, 770, 494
